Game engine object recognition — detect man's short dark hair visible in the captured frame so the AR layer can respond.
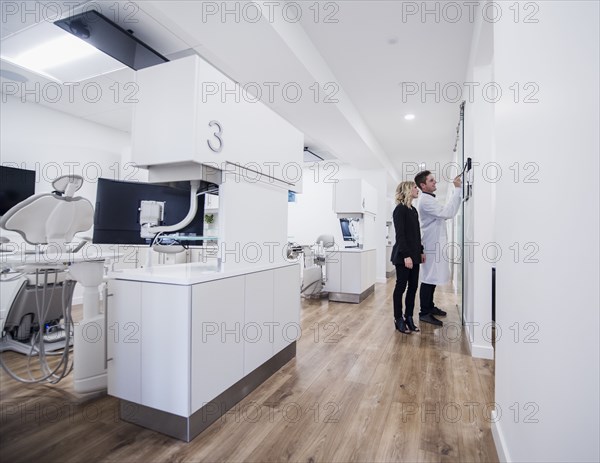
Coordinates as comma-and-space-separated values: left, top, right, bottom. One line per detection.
415, 170, 431, 190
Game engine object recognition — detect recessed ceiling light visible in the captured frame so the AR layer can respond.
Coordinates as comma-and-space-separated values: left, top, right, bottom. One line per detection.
1, 21, 125, 83
404, 114, 416, 120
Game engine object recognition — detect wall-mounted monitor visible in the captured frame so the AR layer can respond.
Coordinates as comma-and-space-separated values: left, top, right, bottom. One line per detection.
0, 166, 36, 216
340, 218, 353, 241
93, 178, 207, 245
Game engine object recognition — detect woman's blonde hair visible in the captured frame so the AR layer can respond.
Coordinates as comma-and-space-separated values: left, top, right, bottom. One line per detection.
395, 181, 416, 208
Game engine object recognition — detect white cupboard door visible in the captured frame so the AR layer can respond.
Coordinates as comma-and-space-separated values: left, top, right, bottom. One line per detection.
273, 265, 301, 354
141, 283, 191, 416
244, 271, 274, 375
341, 253, 361, 294
191, 277, 245, 413
107, 280, 142, 403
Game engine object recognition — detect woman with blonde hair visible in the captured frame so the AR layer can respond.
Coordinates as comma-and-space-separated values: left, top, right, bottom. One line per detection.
390, 181, 425, 333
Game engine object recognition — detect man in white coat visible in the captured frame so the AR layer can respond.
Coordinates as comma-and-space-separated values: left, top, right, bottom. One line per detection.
415, 170, 462, 326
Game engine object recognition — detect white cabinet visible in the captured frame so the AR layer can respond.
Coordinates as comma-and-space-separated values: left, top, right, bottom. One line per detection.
243, 271, 274, 375
273, 264, 301, 354
107, 281, 191, 416
108, 264, 300, 422
334, 179, 377, 215
141, 284, 190, 416
191, 276, 245, 412
324, 250, 376, 303
341, 252, 362, 293
131, 55, 303, 191
107, 279, 142, 403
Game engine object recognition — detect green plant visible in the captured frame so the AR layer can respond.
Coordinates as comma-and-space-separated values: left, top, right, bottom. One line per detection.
204, 213, 215, 225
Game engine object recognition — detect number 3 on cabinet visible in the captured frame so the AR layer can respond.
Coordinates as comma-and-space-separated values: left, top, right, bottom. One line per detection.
207, 120, 223, 153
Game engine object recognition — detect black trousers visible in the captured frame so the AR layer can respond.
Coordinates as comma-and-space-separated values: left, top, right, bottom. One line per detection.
419, 283, 437, 316
393, 263, 420, 320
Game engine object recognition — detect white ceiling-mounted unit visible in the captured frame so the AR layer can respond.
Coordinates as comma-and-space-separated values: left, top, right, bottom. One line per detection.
54, 10, 169, 71
303, 147, 336, 163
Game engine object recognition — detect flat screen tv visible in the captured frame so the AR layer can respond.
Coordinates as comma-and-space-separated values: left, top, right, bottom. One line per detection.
93, 178, 206, 245
0, 166, 36, 216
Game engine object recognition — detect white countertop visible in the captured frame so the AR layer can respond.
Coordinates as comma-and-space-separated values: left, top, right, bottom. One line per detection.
327, 247, 376, 253
108, 261, 298, 285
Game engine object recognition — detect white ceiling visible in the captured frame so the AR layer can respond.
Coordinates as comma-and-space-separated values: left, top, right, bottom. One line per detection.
0, 0, 476, 190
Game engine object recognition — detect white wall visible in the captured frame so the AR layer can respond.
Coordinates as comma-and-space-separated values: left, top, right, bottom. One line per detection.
492, 2, 599, 462
0, 96, 132, 303
287, 163, 341, 245
288, 164, 389, 282
463, 11, 495, 360
1, 96, 132, 199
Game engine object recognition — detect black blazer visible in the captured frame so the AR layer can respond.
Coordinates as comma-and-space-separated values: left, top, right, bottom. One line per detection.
391, 203, 424, 265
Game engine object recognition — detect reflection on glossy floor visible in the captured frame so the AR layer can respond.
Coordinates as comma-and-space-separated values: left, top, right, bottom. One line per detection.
0, 279, 497, 463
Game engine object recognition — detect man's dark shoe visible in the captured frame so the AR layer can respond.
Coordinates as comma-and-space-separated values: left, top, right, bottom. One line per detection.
432, 307, 447, 317
419, 313, 443, 326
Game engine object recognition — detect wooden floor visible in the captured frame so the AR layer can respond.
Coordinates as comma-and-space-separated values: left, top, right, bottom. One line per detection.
0, 278, 497, 463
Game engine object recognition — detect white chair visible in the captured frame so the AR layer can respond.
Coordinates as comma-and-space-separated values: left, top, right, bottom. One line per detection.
0, 175, 106, 391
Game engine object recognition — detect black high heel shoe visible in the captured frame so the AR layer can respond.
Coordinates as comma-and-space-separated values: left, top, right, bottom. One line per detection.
405, 316, 420, 332
395, 318, 411, 334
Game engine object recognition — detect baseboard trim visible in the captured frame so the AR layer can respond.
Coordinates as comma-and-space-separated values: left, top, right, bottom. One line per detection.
492, 411, 511, 462
465, 324, 495, 360
119, 341, 296, 442
328, 284, 375, 304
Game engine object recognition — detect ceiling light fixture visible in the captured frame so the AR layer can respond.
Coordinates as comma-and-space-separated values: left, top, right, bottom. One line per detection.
0, 10, 168, 84
1, 20, 125, 83
404, 114, 416, 121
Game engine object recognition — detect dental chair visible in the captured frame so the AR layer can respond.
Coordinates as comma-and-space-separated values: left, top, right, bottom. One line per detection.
301, 234, 335, 298
0, 175, 105, 390
0, 271, 76, 354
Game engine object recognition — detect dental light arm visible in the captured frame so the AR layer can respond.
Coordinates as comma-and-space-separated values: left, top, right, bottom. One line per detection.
141, 180, 201, 238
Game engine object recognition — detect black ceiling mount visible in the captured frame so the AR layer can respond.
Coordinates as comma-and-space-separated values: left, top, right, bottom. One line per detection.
54, 10, 168, 71
304, 147, 324, 161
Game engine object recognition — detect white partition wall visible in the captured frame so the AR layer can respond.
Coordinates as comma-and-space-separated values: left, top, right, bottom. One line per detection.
462, 13, 495, 360
492, 3, 599, 462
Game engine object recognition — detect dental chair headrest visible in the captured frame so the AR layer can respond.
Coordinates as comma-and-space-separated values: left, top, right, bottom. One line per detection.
0, 175, 93, 245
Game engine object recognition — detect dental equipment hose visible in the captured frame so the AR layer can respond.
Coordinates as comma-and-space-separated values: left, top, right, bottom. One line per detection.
0, 269, 74, 384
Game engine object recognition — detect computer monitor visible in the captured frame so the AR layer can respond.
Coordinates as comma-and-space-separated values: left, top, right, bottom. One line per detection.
0, 166, 36, 216
340, 219, 353, 241
93, 178, 207, 245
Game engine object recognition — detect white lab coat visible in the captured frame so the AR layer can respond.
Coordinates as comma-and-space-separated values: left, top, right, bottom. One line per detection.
417, 187, 462, 285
